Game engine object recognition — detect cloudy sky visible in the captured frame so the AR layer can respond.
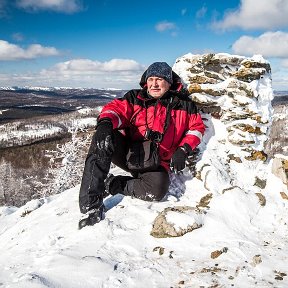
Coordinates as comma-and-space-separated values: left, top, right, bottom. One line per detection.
0, 0, 288, 90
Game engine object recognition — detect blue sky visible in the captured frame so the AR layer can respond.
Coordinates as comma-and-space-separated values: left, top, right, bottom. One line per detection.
0, 0, 288, 90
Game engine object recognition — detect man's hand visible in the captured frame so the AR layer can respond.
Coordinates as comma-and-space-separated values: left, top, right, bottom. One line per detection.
94, 120, 114, 154
170, 147, 187, 173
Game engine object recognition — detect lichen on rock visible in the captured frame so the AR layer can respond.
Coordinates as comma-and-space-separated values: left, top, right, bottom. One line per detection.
172, 52, 273, 194
150, 206, 204, 238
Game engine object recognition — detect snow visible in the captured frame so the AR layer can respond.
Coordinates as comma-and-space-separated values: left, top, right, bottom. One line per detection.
0, 125, 64, 142
275, 154, 288, 160
71, 117, 97, 130
0, 54, 288, 287
0, 163, 287, 287
165, 209, 204, 231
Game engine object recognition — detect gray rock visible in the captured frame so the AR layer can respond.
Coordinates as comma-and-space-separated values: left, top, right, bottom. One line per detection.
151, 206, 204, 238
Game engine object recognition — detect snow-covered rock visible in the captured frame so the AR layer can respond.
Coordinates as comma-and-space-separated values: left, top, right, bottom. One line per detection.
173, 53, 273, 161
173, 53, 274, 195
150, 206, 204, 238
0, 162, 287, 287
272, 154, 288, 187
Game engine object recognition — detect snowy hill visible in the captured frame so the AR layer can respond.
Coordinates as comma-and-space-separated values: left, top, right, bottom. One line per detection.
1, 53, 288, 287
0, 164, 287, 287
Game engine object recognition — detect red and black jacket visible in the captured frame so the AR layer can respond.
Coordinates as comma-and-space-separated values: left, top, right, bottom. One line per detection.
98, 71, 205, 171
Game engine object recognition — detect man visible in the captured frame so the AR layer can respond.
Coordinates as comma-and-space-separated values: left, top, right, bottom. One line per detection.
78, 62, 205, 229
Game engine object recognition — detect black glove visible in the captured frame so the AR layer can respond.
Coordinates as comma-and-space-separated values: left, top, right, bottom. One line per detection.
94, 119, 114, 154
171, 147, 187, 173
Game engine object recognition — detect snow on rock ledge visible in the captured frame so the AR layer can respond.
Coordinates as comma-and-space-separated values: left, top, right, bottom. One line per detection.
172, 53, 274, 193
173, 53, 273, 161
272, 154, 288, 188
150, 206, 204, 238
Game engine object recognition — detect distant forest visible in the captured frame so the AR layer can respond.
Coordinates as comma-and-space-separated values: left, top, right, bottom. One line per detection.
272, 95, 288, 105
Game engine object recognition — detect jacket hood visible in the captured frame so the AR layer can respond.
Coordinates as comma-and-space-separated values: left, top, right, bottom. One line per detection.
139, 69, 183, 91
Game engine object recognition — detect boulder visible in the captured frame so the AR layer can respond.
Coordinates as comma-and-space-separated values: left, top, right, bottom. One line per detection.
150, 206, 204, 238
272, 156, 288, 186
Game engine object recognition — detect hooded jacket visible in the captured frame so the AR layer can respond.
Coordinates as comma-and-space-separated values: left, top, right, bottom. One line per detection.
98, 70, 205, 171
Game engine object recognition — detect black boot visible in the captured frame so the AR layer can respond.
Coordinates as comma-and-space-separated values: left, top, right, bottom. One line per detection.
78, 204, 105, 230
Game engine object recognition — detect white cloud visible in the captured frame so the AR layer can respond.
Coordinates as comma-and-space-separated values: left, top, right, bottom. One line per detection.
281, 59, 288, 68
232, 31, 288, 58
16, 0, 82, 13
213, 0, 288, 30
155, 21, 176, 32
0, 58, 146, 88
43, 58, 145, 74
0, 40, 60, 60
269, 63, 288, 90
0, 71, 141, 89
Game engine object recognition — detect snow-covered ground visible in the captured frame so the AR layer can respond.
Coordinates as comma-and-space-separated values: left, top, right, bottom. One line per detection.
1, 53, 287, 287
0, 160, 287, 287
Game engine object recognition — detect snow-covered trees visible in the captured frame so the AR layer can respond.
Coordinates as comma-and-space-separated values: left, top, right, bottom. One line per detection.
44, 126, 92, 196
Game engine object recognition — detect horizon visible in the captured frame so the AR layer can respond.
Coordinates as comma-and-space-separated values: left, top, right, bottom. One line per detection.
0, 0, 288, 90
1, 86, 288, 93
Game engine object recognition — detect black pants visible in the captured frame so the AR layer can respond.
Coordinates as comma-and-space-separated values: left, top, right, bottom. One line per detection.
79, 130, 170, 214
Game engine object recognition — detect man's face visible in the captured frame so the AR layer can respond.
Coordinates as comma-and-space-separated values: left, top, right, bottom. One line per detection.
146, 77, 171, 99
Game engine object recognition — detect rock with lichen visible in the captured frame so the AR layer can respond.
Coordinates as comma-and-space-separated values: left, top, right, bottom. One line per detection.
150, 206, 204, 238
173, 53, 273, 195
272, 155, 288, 187
173, 53, 273, 161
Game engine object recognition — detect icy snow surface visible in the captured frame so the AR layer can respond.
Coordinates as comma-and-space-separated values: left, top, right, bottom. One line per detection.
0, 163, 287, 287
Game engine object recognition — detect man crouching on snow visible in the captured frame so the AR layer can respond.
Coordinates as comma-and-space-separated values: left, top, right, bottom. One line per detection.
78, 62, 205, 229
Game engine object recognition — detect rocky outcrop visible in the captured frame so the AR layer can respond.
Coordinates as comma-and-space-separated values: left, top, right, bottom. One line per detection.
173, 53, 273, 162
172, 53, 274, 194
272, 155, 288, 187
150, 206, 204, 238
